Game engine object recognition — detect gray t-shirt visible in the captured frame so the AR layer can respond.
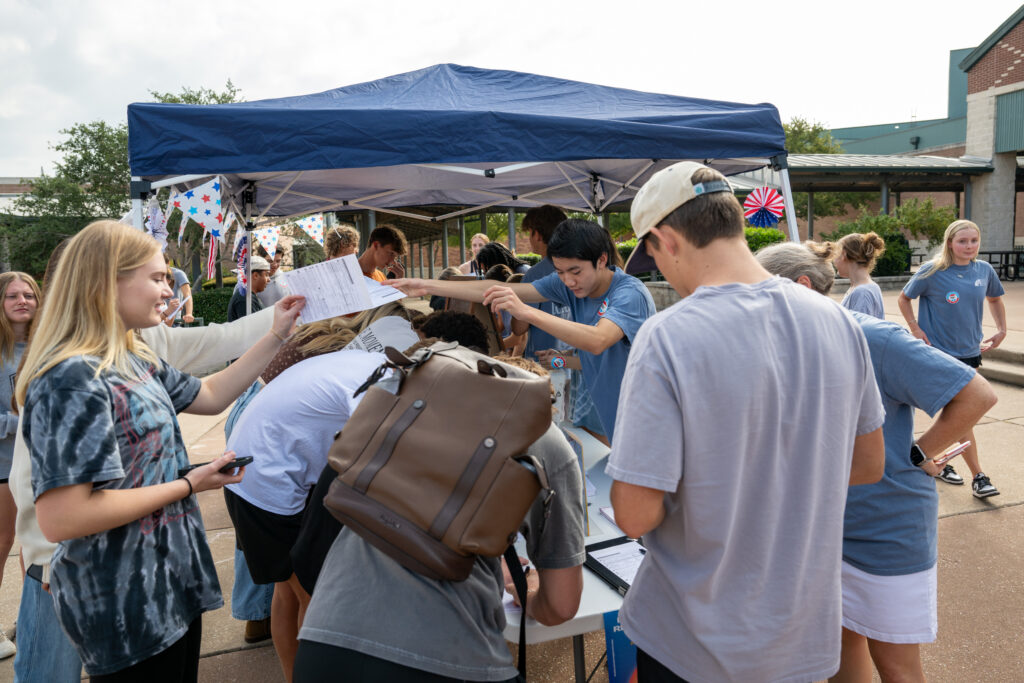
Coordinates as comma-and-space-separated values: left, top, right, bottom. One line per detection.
24, 354, 215, 676
606, 277, 884, 683
299, 423, 585, 681
841, 281, 885, 319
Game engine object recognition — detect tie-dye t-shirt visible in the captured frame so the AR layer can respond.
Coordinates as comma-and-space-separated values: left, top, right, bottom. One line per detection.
23, 354, 219, 676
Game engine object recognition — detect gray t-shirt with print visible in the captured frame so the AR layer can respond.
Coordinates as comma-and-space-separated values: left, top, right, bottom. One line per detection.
24, 354, 216, 676
606, 277, 884, 683
299, 423, 585, 681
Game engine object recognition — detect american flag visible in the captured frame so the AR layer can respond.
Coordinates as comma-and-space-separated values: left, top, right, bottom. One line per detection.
206, 233, 218, 279
234, 230, 249, 294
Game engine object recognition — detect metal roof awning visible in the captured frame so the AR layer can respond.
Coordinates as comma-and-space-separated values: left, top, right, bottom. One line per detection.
733, 154, 993, 193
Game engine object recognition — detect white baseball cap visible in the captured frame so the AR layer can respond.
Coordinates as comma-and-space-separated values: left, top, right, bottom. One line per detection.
624, 162, 732, 274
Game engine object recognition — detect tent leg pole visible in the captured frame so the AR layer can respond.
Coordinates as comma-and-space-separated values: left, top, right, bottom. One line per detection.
429, 240, 436, 279
778, 167, 800, 243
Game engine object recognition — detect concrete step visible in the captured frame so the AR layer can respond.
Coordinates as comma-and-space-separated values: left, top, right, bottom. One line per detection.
987, 346, 1024, 365
979, 358, 1024, 387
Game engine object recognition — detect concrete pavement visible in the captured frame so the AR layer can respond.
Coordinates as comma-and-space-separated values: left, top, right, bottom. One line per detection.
1, 283, 1023, 681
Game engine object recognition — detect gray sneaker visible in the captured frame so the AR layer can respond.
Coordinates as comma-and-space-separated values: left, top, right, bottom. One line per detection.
938, 464, 964, 485
972, 473, 999, 499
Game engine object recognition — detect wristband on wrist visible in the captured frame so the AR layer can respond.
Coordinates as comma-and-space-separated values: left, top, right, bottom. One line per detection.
179, 475, 194, 498
271, 329, 289, 344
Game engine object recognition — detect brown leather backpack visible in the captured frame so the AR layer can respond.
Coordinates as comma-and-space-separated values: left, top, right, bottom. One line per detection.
323, 341, 554, 582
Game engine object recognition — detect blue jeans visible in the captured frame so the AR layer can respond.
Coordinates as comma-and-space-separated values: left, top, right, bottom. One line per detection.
231, 547, 273, 621
225, 383, 274, 622
13, 576, 82, 683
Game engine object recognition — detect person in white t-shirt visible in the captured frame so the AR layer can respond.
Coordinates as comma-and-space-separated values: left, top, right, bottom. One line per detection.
607, 161, 885, 683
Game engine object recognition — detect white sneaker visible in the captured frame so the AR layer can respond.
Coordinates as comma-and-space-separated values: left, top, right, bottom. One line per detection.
0, 630, 15, 659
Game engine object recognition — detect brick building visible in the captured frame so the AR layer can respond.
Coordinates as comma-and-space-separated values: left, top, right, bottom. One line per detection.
828, 6, 1024, 249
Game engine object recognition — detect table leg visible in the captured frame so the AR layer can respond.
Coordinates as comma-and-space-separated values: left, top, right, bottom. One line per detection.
573, 634, 586, 683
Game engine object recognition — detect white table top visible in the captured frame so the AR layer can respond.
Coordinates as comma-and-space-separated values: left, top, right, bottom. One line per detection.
504, 425, 627, 644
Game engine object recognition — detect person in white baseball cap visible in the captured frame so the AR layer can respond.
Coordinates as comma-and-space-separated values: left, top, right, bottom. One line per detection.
607, 161, 885, 682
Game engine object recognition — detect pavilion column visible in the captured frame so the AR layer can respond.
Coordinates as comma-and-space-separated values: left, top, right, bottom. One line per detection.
880, 179, 890, 215
458, 216, 466, 264
428, 240, 436, 279
964, 178, 973, 221
507, 209, 516, 253
442, 220, 451, 268
807, 192, 815, 241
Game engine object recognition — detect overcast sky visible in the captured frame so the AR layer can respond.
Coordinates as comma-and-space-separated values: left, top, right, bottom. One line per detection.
2, 0, 1021, 177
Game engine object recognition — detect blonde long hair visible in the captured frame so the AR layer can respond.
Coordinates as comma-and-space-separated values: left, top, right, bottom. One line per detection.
15, 220, 161, 404
921, 219, 980, 279
290, 300, 419, 356
0, 272, 41, 364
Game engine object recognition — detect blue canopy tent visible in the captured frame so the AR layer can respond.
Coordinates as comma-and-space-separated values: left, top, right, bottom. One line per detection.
127, 64, 796, 241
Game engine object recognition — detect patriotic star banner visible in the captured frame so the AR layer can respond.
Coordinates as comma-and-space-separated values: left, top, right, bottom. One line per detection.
146, 197, 169, 250
170, 177, 226, 242
296, 214, 324, 246
742, 187, 785, 228
253, 226, 282, 259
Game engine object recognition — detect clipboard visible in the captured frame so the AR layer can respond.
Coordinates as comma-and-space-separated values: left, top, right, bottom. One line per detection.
585, 536, 646, 596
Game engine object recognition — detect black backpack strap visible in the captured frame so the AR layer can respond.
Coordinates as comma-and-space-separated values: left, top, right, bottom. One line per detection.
503, 544, 529, 680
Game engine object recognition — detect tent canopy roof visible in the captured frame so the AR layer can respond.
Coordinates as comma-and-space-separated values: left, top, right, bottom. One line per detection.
128, 64, 787, 224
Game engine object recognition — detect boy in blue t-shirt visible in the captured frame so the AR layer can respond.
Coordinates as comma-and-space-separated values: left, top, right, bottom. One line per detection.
388, 219, 656, 442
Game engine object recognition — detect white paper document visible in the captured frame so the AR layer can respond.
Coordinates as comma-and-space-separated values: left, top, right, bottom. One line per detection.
365, 276, 407, 307
589, 540, 645, 586
282, 255, 380, 323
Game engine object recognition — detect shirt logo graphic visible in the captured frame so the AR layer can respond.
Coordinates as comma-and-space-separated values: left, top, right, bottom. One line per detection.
975, 279, 984, 287
597, 298, 609, 317
946, 291, 960, 304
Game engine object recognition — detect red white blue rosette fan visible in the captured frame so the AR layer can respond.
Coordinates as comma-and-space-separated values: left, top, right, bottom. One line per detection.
743, 187, 785, 228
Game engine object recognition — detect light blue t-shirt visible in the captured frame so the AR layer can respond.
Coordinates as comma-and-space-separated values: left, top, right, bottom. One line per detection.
841, 281, 885, 319
520, 258, 571, 358
606, 277, 884, 683
531, 267, 656, 442
902, 260, 1004, 358
843, 312, 974, 576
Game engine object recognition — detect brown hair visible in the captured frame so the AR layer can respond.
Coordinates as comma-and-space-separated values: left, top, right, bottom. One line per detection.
522, 205, 568, 245
325, 224, 360, 259
369, 225, 408, 256
838, 232, 886, 271
656, 167, 744, 249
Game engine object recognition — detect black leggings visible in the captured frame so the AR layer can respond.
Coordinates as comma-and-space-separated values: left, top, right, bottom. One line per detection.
637, 648, 690, 683
91, 616, 202, 683
294, 639, 521, 683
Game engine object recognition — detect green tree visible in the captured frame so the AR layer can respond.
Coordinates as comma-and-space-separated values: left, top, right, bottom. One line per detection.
5, 81, 242, 276
783, 117, 871, 222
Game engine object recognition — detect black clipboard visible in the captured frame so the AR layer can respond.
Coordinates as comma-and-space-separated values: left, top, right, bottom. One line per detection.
585, 536, 644, 596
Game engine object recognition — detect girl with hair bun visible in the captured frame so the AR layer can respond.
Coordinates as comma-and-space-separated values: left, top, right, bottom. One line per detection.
836, 232, 887, 319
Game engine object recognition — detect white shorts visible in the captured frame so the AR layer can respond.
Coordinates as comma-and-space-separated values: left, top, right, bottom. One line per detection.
841, 561, 938, 644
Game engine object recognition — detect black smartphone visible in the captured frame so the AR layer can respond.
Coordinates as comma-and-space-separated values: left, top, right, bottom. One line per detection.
177, 456, 253, 478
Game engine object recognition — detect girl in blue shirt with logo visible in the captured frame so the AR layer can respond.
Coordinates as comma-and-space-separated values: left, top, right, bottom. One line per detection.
898, 219, 1007, 497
